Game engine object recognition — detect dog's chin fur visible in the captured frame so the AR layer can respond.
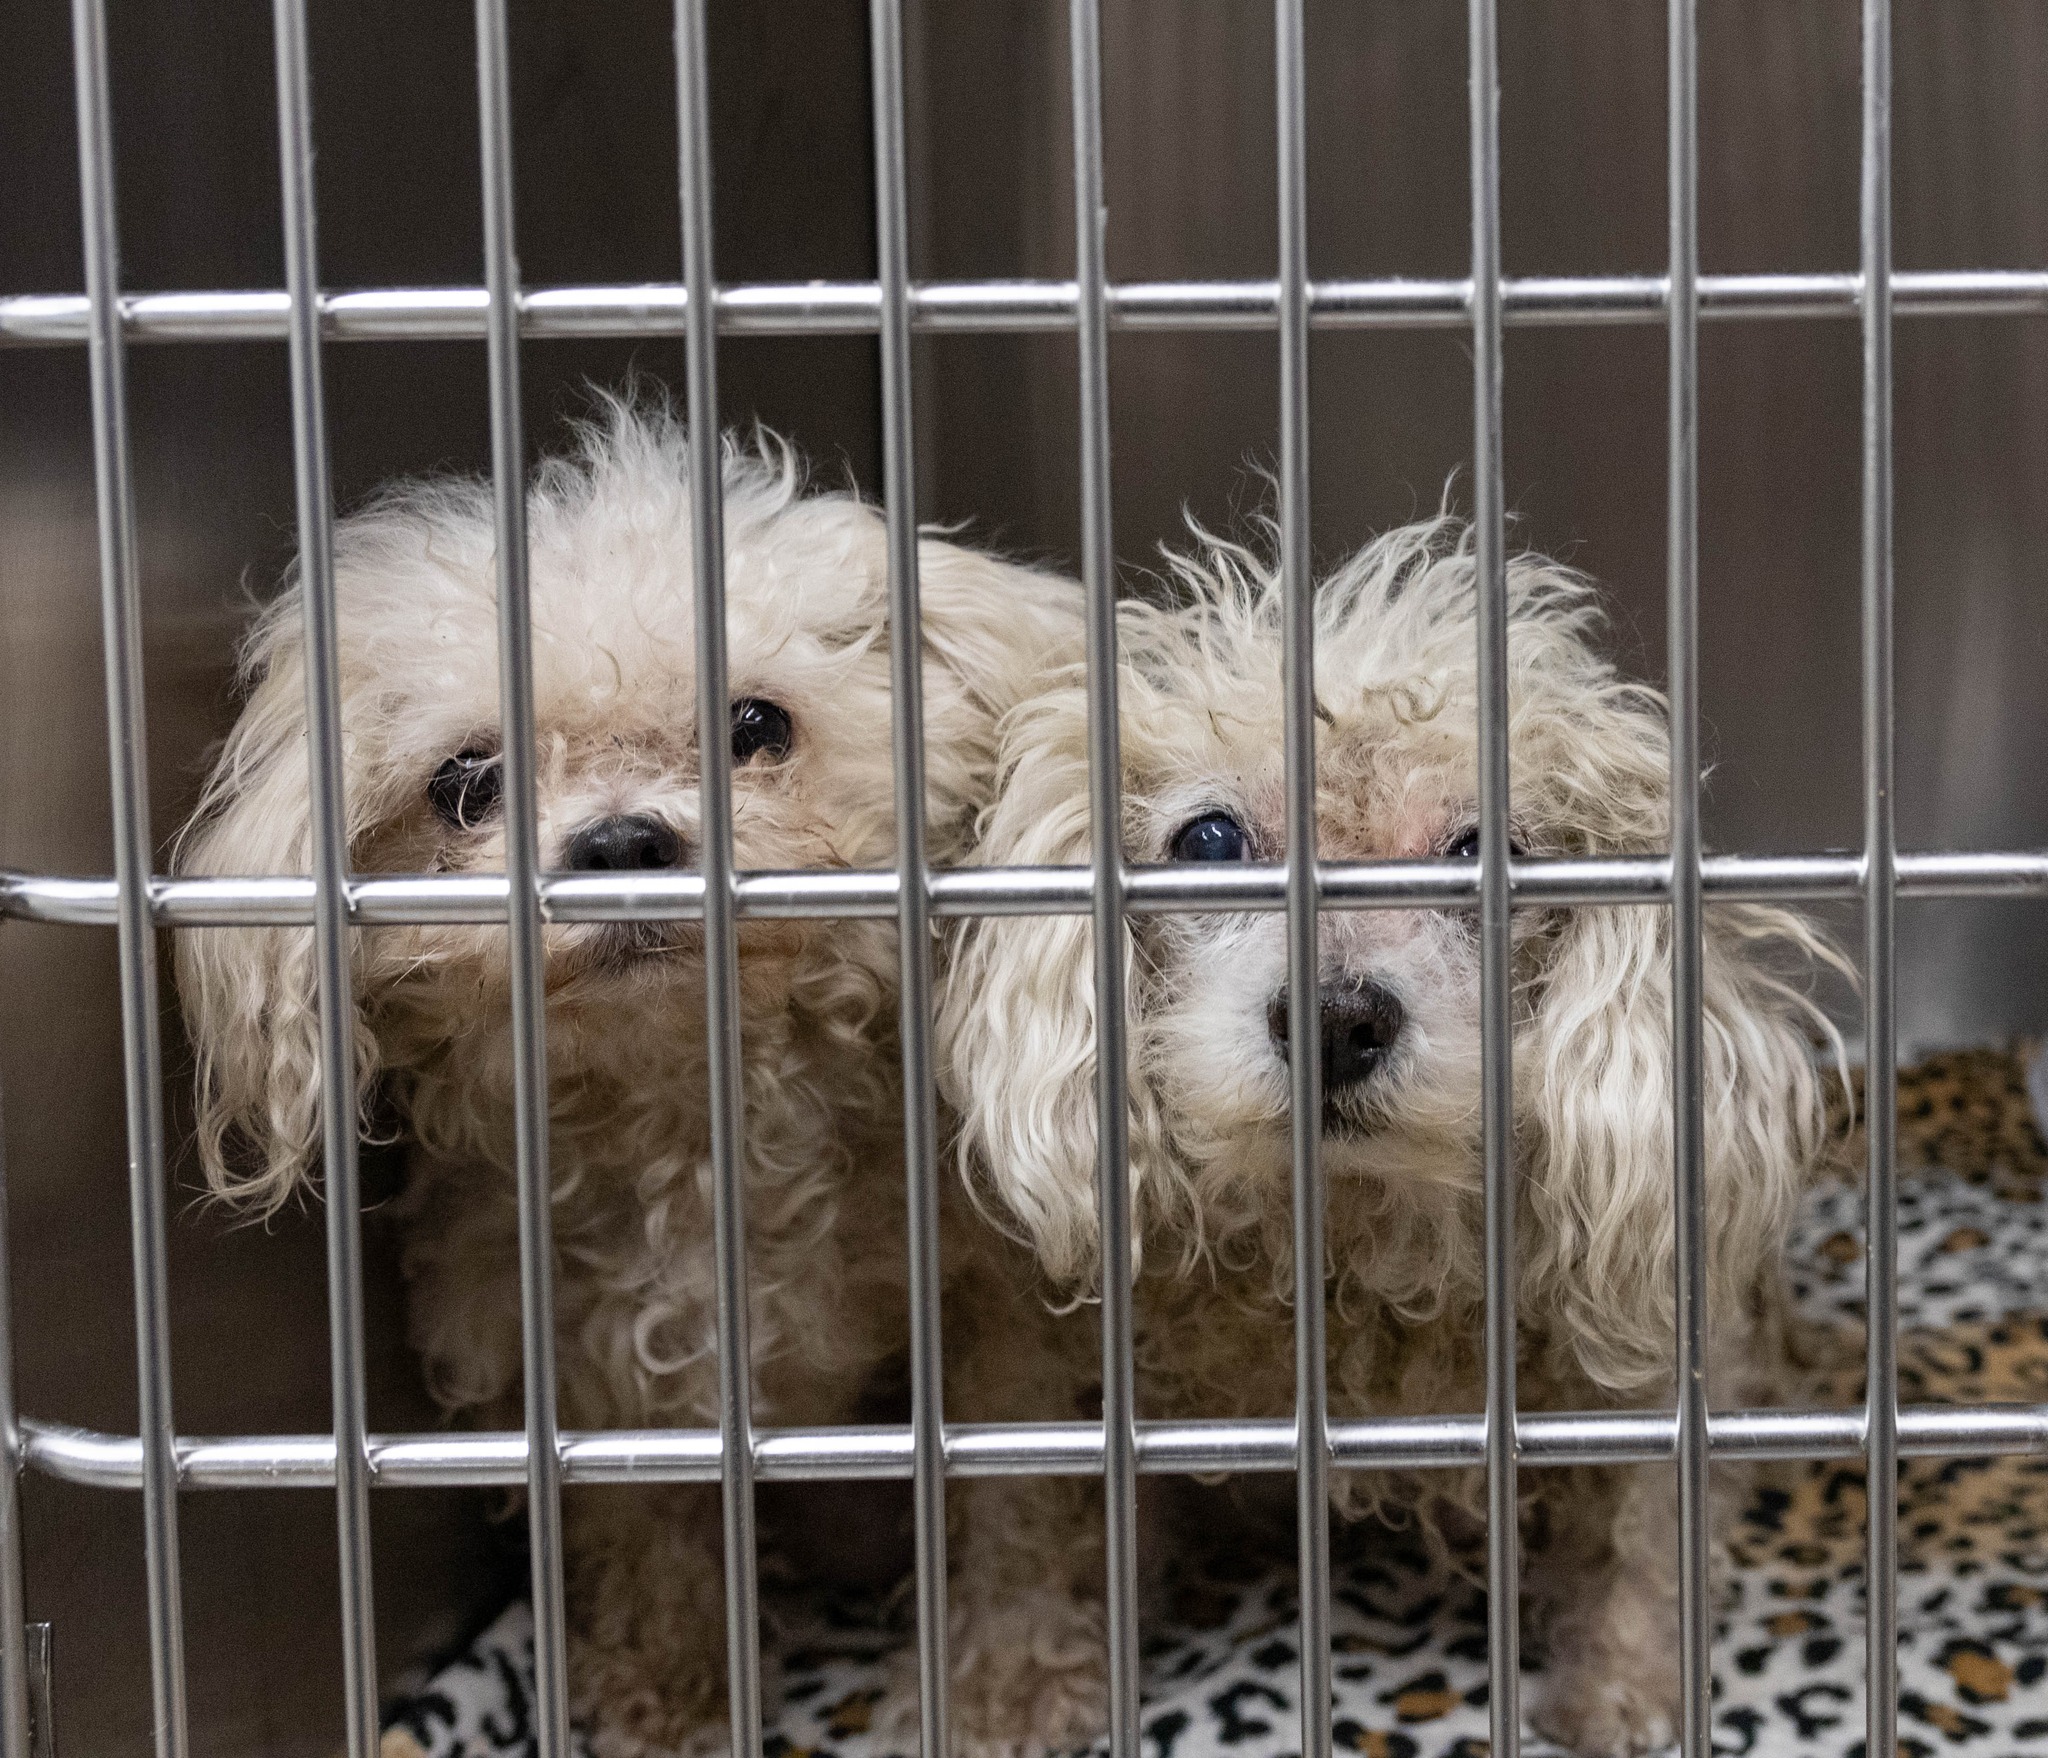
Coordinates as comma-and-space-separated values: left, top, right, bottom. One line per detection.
930, 515, 1848, 1758
550, 921, 694, 990
171, 397, 1083, 1758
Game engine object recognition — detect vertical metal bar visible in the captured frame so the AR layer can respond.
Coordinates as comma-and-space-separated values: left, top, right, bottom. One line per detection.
0, 1078, 31, 1758
1467, 0, 1519, 1753
67, 6, 190, 1754
1069, 3, 1141, 1753
868, 4, 951, 1756
674, 6, 765, 1753
472, 9, 570, 1757
1665, 0, 1712, 1753
1274, 4, 1330, 1756
21, 1627, 48, 1758
271, 7, 379, 1751
1861, 0, 1899, 1750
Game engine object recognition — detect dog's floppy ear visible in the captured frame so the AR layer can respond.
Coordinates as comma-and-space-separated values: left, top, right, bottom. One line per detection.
912, 538, 1084, 720
174, 595, 380, 1215
1521, 899, 1838, 1391
904, 537, 1087, 860
936, 678, 1171, 1289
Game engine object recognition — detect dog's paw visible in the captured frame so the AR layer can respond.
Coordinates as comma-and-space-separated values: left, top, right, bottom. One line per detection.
571, 1636, 744, 1758
583, 1714, 731, 1758
875, 1597, 1111, 1758
951, 1646, 1109, 1758
1531, 1666, 1679, 1758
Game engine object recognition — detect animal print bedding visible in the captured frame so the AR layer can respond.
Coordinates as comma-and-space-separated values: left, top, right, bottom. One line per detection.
381, 1049, 2048, 1758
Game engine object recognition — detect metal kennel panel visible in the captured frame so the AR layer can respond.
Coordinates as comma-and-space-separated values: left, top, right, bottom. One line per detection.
66, 4, 187, 1753
473, 4, 576, 1751
272, 2, 378, 1752
1067, 8, 1143, 1753
0, 2, 2023, 1758
1665, 0, 1710, 1747
1859, 6, 1903, 1757
870, 3, 953, 1753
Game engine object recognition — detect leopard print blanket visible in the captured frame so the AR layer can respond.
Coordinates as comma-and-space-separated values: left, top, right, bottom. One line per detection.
383, 1048, 2048, 1758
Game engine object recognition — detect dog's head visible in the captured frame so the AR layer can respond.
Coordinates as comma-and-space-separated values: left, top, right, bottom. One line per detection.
941, 518, 1839, 1389
177, 399, 1081, 1212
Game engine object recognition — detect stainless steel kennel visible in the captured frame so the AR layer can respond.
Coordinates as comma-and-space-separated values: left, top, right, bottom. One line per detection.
3, 2, 2048, 1757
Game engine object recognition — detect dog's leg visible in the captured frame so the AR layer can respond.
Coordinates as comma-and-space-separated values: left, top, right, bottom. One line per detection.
867, 1470, 1122, 1758
948, 1471, 1120, 1756
1527, 1461, 1723, 1758
875, 1218, 1144, 1758
566, 1483, 749, 1758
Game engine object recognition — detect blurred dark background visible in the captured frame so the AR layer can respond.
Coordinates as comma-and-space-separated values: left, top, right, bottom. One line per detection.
1, 2, 2044, 1751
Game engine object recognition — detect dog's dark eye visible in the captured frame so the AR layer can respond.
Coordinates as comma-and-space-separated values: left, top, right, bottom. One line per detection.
1444, 824, 1525, 860
427, 748, 503, 830
1169, 811, 1252, 863
731, 697, 794, 765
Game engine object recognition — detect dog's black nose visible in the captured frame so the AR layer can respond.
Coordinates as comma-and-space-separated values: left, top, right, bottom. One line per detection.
563, 814, 686, 872
1268, 980, 1406, 1095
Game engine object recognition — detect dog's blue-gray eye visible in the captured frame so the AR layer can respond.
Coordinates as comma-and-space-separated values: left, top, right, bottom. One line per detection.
427, 748, 503, 830
731, 697, 794, 764
1170, 811, 1251, 862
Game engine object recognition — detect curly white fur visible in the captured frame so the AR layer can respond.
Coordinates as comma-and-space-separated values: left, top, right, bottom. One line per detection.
173, 398, 1082, 1758
931, 517, 1847, 1757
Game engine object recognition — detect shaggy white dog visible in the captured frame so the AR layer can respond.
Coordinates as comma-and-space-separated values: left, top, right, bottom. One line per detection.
174, 402, 1081, 1758
936, 518, 1842, 1757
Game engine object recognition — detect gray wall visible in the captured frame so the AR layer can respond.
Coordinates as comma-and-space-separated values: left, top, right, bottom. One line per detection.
0, 2, 2043, 1753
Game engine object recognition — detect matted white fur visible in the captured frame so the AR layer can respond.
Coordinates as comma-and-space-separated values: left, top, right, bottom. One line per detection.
173, 399, 1083, 1758
931, 518, 1849, 1758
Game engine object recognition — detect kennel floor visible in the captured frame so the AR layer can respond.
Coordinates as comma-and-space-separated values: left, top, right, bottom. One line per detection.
382, 1050, 2048, 1758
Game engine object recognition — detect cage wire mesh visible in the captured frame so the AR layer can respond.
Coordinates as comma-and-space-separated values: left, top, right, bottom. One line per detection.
4, 1, 2048, 1757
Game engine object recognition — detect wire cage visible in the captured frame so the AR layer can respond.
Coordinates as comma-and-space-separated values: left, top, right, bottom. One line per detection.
3, 3, 2048, 1757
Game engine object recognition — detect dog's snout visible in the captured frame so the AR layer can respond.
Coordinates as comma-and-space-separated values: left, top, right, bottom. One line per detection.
1268, 979, 1405, 1096
563, 814, 686, 872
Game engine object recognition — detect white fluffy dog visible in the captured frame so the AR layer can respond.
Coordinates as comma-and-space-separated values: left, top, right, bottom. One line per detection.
174, 402, 1081, 1757
937, 518, 1841, 1757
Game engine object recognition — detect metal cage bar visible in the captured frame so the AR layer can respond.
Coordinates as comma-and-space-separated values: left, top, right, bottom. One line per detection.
868, 1, 952, 1750
1861, 0, 1901, 1750
5, 848, 2047, 930
673, 3, 768, 1750
1273, 6, 1333, 1757
1069, 2, 1143, 1752
6, 269, 2048, 345
269, 3, 379, 1751
1665, 0, 1712, 1752
66, 5, 192, 1754
1468, 0, 1520, 1752
472, 7, 573, 1755
23, 1399, 2048, 1492
0, 1082, 31, 1758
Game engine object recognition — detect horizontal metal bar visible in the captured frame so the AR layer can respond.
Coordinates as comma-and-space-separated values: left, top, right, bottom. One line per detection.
3, 850, 2042, 930
19, 1403, 2046, 1491
1, 269, 2045, 346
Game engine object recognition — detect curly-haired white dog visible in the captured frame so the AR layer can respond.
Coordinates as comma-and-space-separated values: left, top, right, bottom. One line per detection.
174, 402, 1081, 1757
936, 519, 1841, 1757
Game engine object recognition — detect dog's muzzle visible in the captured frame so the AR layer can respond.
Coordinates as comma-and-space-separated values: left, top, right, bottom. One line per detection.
553, 813, 694, 972
1267, 979, 1405, 1100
